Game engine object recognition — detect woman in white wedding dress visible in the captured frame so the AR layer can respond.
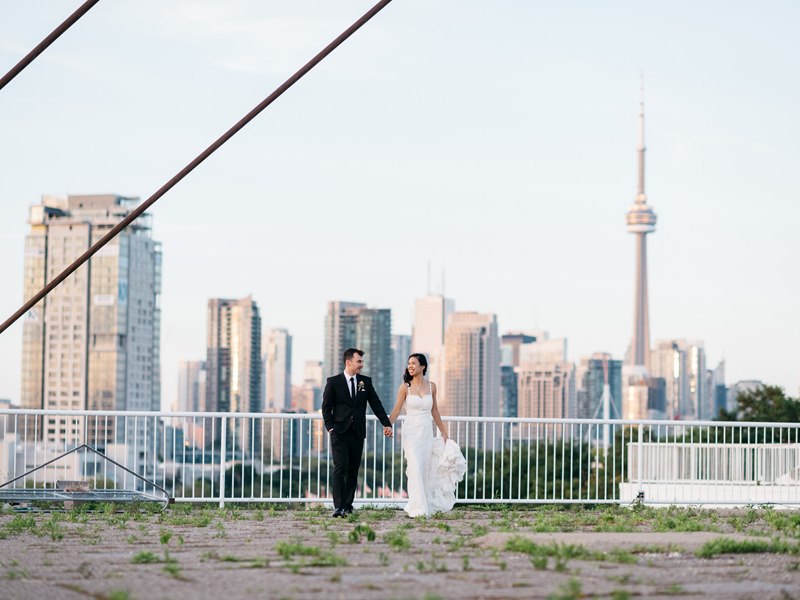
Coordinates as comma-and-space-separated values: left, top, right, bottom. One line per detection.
389, 353, 467, 518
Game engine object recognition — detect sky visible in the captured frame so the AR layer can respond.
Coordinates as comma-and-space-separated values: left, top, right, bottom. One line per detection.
0, 0, 798, 409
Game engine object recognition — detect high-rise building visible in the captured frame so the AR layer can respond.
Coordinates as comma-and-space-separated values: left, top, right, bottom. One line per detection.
623, 94, 658, 420
708, 360, 726, 418
391, 334, 411, 390
412, 295, 455, 391
687, 342, 707, 419
176, 361, 207, 413
517, 362, 576, 420
19, 194, 161, 449
650, 339, 706, 420
727, 380, 763, 413
516, 337, 576, 420
264, 328, 292, 411
176, 360, 207, 447
303, 360, 324, 388
323, 301, 366, 379
355, 308, 393, 405
323, 302, 393, 404
576, 353, 622, 420
442, 312, 500, 418
501, 332, 541, 366
519, 337, 567, 365
500, 345, 517, 419
206, 297, 261, 451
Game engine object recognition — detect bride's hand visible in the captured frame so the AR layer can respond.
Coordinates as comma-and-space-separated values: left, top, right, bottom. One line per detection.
441, 434, 448, 444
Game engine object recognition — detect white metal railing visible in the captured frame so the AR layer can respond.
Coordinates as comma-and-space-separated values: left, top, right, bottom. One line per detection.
1, 409, 799, 507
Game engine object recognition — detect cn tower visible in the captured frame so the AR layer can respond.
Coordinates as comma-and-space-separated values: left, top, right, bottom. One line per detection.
625, 94, 657, 370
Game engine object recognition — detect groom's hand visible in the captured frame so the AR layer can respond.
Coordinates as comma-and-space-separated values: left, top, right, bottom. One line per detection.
383, 426, 393, 438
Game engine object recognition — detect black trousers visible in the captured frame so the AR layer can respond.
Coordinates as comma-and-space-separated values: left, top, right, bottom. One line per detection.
330, 426, 364, 510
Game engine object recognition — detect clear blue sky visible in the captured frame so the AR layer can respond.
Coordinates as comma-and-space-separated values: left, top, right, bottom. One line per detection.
1, 0, 798, 408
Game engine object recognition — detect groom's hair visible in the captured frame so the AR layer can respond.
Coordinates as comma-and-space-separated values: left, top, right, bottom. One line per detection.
343, 348, 364, 364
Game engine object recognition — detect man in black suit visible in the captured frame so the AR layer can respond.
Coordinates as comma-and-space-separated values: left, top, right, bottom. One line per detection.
322, 347, 393, 517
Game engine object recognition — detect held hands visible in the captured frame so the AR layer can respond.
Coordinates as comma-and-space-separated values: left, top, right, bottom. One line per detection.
383, 426, 393, 438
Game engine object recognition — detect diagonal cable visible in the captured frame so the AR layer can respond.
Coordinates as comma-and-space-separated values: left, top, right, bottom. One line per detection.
0, 0, 393, 336
0, 0, 102, 92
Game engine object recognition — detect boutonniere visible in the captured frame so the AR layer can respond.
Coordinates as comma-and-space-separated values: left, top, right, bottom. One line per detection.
357, 381, 365, 392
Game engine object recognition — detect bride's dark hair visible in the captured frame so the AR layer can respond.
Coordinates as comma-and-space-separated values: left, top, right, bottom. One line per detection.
403, 353, 428, 386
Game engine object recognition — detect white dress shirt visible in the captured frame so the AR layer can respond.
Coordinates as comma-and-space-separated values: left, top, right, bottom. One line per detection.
342, 370, 357, 398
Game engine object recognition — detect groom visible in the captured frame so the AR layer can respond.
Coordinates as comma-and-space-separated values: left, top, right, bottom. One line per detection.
322, 348, 393, 517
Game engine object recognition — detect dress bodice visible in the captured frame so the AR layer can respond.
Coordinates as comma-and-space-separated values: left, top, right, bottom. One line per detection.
405, 393, 433, 416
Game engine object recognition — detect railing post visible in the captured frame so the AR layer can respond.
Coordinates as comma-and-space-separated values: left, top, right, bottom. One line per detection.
637, 423, 644, 503
219, 416, 227, 509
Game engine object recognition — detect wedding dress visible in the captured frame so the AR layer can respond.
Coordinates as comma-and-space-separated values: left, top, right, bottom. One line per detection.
402, 388, 467, 518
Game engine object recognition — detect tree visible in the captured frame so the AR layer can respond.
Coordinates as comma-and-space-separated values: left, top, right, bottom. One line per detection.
718, 385, 800, 423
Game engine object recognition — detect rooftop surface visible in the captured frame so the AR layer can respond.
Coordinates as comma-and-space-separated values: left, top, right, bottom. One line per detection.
1, 504, 799, 599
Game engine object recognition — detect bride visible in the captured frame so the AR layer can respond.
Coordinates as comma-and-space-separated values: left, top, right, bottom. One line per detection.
389, 353, 467, 518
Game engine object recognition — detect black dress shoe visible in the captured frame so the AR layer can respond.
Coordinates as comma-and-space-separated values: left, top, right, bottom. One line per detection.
332, 508, 345, 518
343, 507, 354, 516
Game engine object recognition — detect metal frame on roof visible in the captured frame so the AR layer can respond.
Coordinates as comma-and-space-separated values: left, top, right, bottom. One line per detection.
0, 444, 172, 510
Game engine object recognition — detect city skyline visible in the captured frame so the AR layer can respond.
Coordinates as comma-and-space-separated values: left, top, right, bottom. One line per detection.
0, 1, 798, 407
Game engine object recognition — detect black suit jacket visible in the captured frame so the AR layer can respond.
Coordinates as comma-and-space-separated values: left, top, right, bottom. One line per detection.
321, 373, 391, 438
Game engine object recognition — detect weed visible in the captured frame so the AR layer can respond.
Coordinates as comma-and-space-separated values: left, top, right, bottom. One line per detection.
162, 562, 182, 579
348, 523, 376, 543
384, 528, 411, 552
275, 540, 346, 570
329, 572, 342, 583
658, 583, 686, 596
462, 555, 471, 571
611, 590, 631, 600
213, 521, 227, 539
472, 524, 488, 537
327, 531, 342, 546
378, 552, 389, 566
696, 537, 800, 558
107, 592, 131, 600
160, 530, 172, 545
548, 577, 582, 600
531, 555, 548, 570
131, 551, 160, 564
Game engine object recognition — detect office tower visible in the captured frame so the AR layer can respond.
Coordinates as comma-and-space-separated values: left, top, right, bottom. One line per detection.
623, 94, 658, 420
412, 294, 455, 391
650, 340, 687, 419
293, 360, 324, 413
500, 346, 516, 419
323, 301, 365, 379
442, 312, 500, 418
391, 334, 411, 389
650, 339, 706, 419
176, 361, 207, 413
576, 353, 622, 420
206, 297, 261, 451
303, 360, 324, 389
19, 194, 161, 448
519, 337, 567, 365
727, 380, 763, 413
516, 337, 576, 420
687, 342, 707, 419
176, 360, 207, 446
517, 362, 577, 420
355, 308, 393, 404
709, 360, 726, 417
500, 332, 540, 418
501, 332, 540, 366
323, 302, 393, 403
264, 328, 292, 411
